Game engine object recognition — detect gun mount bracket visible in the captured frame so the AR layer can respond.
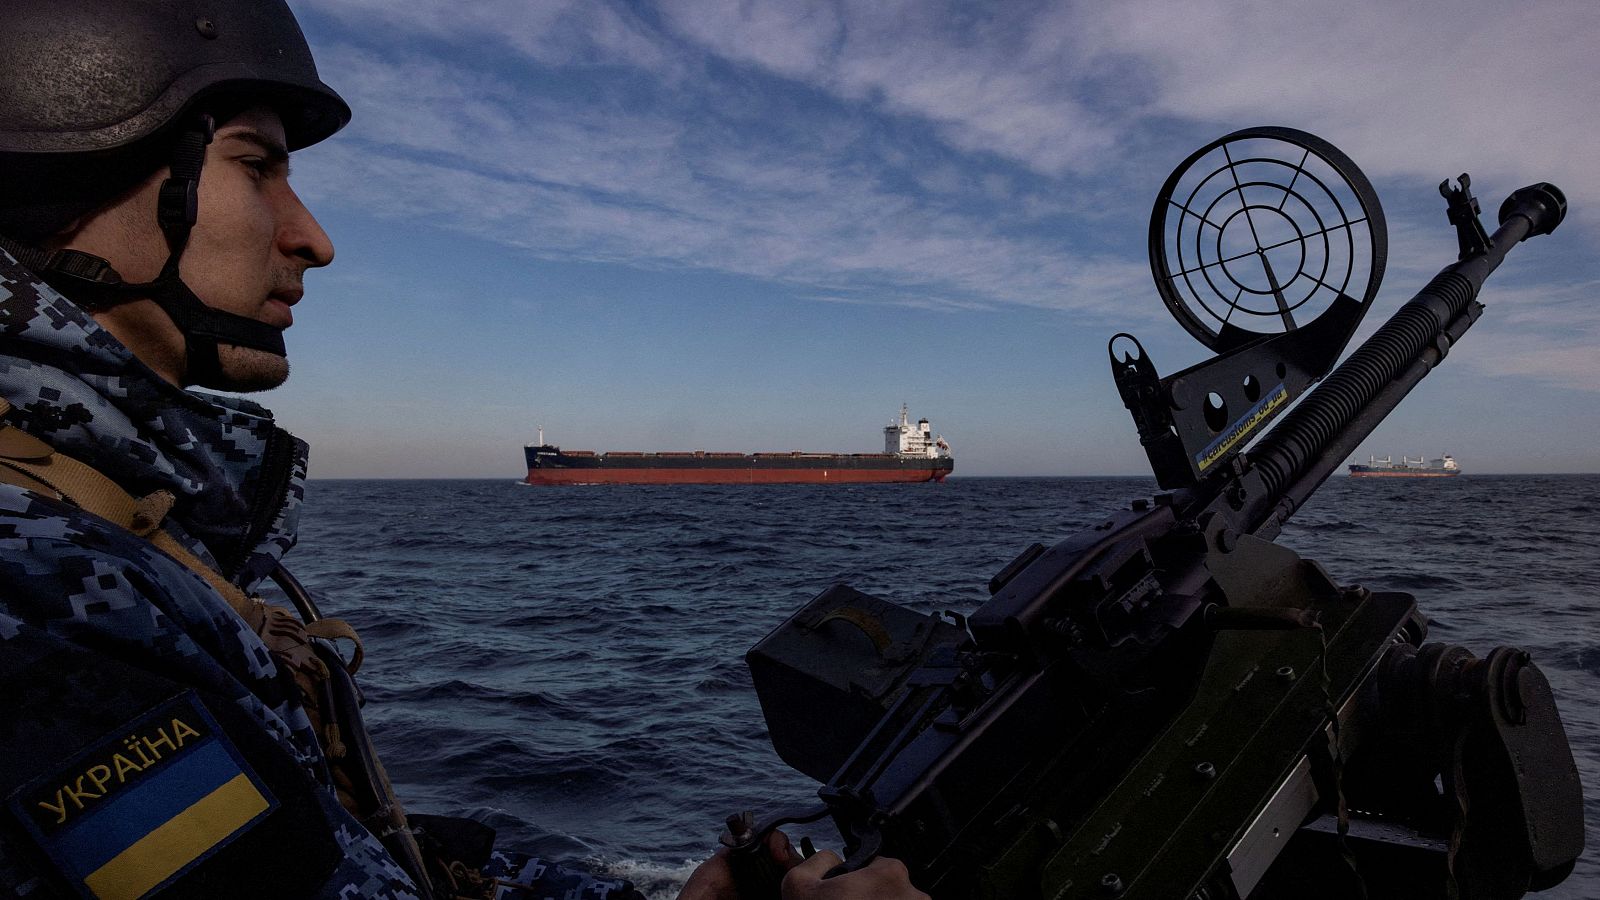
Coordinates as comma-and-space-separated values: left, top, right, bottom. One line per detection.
1119, 127, 1390, 488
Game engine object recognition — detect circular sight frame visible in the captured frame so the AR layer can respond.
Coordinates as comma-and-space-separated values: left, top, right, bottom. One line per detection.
1149, 126, 1387, 351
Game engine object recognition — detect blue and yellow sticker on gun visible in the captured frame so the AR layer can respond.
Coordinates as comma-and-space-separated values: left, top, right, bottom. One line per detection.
10, 693, 277, 900
1195, 383, 1290, 473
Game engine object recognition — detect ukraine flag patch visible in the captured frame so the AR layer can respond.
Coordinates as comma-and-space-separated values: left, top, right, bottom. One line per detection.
9, 692, 278, 900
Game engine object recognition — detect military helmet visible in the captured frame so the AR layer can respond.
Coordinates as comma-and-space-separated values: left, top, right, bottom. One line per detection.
0, 0, 349, 156
0, 0, 349, 389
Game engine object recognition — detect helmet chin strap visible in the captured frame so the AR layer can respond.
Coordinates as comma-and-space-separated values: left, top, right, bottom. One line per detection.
0, 113, 287, 387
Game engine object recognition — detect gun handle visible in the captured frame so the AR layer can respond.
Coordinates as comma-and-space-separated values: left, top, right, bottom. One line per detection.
728, 848, 786, 900
823, 829, 883, 879
722, 812, 785, 900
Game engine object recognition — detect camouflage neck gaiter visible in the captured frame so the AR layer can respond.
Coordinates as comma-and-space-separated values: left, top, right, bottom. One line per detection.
0, 249, 307, 589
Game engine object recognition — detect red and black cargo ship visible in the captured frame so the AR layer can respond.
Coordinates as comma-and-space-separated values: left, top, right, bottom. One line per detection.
524, 406, 953, 485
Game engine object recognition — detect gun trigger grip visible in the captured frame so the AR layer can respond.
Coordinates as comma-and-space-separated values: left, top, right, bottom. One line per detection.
830, 827, 883, 878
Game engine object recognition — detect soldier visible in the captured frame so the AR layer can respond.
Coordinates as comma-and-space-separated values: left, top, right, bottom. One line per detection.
0, 2, 926, 899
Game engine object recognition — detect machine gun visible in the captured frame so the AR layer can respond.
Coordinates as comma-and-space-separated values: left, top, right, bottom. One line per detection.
725, 128, 1583, 900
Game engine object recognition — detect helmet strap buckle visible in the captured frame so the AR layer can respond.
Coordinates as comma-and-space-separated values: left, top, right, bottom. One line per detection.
155, 113, 213, 243
156, 177, 199, 232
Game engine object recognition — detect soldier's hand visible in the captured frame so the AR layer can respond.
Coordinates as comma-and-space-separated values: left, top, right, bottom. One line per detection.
677, 830, 799, 900
780, 851, 929, 900
676, 847, 738, 900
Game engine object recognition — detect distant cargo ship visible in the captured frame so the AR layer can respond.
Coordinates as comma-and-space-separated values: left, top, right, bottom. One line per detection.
523, 406, 954, 485
1348, 454, 1461, 478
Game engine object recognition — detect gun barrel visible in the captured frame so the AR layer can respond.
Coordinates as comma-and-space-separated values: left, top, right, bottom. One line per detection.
1239, 183, 1564, 535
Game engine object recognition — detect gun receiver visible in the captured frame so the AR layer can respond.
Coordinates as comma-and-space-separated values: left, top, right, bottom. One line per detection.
732, 129, 1581, 900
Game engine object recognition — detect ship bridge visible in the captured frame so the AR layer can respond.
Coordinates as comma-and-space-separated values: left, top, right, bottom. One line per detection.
885, 404, 951, 459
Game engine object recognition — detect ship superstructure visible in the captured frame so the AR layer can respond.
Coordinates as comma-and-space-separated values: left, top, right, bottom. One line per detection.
884, 404, 951, 458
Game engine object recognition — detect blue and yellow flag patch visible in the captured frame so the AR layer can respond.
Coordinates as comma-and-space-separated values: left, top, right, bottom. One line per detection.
9, 693, 277, 900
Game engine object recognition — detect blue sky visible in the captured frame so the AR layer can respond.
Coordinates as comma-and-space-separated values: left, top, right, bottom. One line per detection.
270, 0, 1600, 477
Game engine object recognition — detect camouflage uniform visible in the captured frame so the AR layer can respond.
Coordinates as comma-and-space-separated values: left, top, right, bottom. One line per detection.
0, 252, 639, 899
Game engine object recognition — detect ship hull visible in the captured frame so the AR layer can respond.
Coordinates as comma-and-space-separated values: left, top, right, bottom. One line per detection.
526, 466, 946, 485
525, 446, 952, 485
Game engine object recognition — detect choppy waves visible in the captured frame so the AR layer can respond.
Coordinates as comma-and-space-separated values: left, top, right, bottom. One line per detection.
289, 475, 1600, 898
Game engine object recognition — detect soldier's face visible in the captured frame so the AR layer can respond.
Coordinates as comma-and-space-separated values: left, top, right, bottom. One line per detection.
72, 106, 335, 390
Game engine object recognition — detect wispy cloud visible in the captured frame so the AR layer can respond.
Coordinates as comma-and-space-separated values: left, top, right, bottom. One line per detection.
297, 33, 1151, 316
1085, 0, 1597, 205
655, 0, 1128, 173
1464, 279, 1600, 390
295, 0, 1599, 386
304, 0, 668, 69
654, 0, 1599, 206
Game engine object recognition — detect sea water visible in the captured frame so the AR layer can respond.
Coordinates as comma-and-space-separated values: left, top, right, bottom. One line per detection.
288, 476, 1600, 898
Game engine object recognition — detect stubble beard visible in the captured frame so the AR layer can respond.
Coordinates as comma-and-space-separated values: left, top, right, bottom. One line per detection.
207, 344, 290, 392
180, 266, 302, 391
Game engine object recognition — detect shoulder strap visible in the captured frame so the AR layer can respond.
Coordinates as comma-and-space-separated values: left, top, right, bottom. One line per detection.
0, 397, 259, 617
0, 397, 364, 715
0, 399, 436, 895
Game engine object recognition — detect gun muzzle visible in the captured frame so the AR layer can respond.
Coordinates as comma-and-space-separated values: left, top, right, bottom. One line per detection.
1499, 182, 1566, 240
